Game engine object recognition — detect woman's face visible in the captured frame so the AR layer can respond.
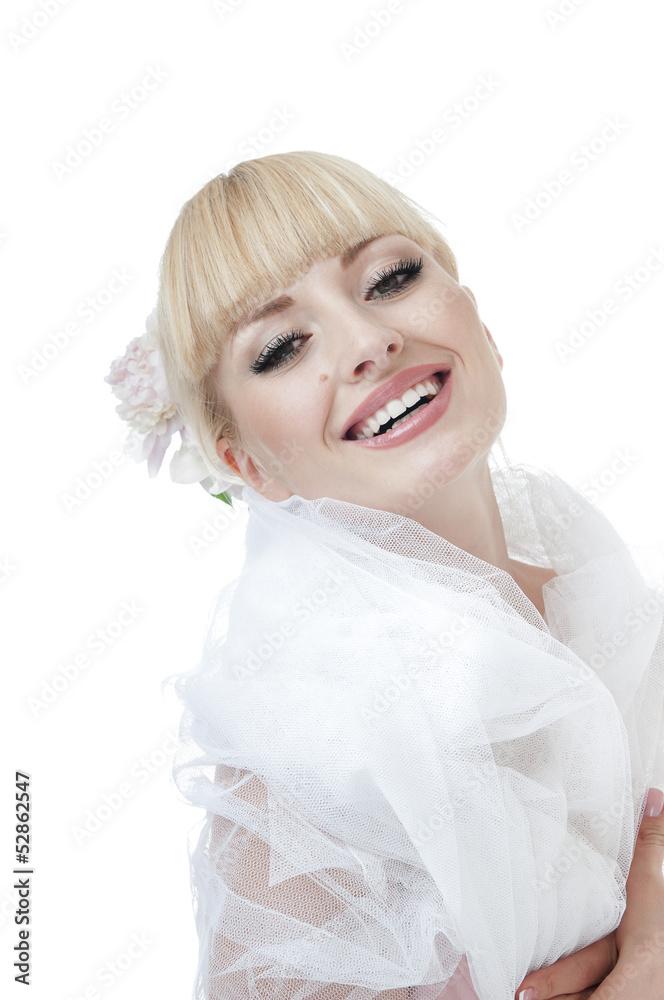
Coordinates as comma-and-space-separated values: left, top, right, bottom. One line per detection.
214, 233, 506, 516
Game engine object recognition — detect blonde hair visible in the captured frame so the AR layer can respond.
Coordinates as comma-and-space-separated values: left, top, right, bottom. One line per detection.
155, 150, 459, 485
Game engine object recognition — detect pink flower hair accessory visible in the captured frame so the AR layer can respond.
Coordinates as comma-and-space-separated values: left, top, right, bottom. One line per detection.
104, 310, 242, 507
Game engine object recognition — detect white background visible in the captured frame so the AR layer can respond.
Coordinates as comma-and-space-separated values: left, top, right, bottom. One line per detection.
2, 0, 662, 997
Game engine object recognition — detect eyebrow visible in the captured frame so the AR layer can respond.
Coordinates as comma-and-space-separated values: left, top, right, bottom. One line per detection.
232, 237, 382, 338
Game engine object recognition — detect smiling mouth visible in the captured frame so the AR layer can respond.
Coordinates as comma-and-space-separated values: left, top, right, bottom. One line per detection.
344, 371, 450, 441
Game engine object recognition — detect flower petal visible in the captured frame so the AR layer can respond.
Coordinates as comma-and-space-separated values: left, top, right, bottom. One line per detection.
169, 443, 209, 484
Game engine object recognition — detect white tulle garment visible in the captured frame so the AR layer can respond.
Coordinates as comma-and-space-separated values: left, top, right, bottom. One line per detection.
172, 463, 664, 1000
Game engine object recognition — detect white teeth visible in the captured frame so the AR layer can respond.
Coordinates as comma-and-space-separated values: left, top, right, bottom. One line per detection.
390, 409, 424, 430
385, 398, 407, 419
402, 387, 421, 408
355, 373, 444, 440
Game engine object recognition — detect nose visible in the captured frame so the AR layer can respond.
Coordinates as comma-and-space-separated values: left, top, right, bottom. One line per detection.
340, 313, 405, 381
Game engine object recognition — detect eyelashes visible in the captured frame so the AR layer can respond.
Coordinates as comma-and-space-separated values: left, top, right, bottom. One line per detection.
248, 328, 309, 376
362, 256, 424, 299
249, 256, 424, 375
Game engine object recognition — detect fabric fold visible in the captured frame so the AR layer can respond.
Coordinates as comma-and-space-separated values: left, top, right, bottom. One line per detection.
172, 462, 664, 1000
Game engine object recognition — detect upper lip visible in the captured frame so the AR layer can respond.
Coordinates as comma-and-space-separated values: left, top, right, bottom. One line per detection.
341, 363, 451, 439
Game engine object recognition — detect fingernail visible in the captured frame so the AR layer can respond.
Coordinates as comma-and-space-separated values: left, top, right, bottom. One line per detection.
518, 989, 537, 1000
645, 787, 664, 818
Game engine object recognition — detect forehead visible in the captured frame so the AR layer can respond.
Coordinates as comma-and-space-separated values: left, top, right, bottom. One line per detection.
232, 233, 418, 337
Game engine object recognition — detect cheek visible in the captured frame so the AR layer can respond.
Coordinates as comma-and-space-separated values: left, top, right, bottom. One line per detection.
245, 394, 311, 460
415, 284, 466, 335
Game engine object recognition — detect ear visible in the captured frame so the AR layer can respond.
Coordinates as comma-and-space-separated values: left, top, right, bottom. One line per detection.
462, 285, 503, 372
215, 436, 242, 476
215, 436, 294, 502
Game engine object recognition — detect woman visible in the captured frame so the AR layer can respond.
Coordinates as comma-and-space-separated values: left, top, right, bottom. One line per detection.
106, 151, 664, 1000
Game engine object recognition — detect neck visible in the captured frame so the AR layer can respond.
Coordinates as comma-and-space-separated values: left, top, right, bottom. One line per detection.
404, 458, 513, 575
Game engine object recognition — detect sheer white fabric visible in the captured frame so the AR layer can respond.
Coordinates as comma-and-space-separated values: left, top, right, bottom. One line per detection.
171, 462, 664, 1000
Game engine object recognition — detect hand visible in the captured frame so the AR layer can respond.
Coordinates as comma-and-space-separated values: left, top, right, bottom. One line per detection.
614, 787, 664, 959
514, 931, 615, 1000
514, 787, 664, 1000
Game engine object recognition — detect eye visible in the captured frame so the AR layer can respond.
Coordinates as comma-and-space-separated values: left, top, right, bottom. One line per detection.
248, 256, 424, 375
364, 256, 424, 300
249, 328, 309, 375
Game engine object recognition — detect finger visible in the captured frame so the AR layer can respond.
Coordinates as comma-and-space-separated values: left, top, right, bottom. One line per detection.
530, 989, 596, 1000
640, 787, 664, 825
632, 788, 664, 878
515, 937, 614, 999
550, 990, 596, 999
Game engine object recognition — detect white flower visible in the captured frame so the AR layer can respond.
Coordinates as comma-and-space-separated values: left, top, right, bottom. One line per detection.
105, 310, 245, 506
